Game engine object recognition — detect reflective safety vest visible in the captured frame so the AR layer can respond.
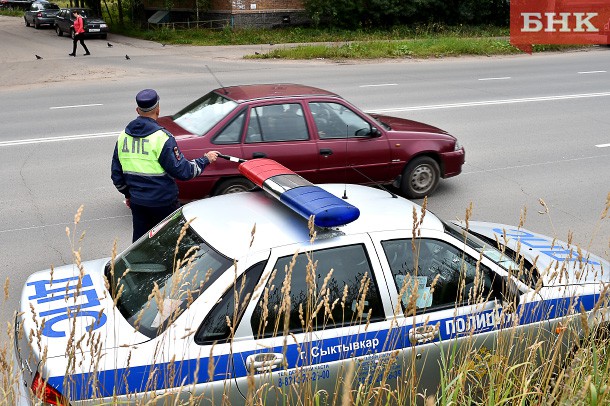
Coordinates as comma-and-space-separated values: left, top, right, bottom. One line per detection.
111, 116, 208, 207
117, 129, 169, 176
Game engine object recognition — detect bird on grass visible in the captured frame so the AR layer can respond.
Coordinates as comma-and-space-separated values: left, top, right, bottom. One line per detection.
125, 54, 130, 60
107, 42, 113, 47
35, 54, 43, 60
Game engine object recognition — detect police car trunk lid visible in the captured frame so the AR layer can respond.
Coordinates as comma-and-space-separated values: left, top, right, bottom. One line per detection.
464, 221, 609, 286
16, 258, 150, 361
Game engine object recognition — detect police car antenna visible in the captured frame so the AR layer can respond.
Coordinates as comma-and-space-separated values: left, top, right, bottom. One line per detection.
205, 65, 228, 95
348, 165, 398, 198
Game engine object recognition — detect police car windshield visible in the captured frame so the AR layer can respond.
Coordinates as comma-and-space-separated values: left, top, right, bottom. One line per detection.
172, 91, 238, 136
105, 210, 232, 338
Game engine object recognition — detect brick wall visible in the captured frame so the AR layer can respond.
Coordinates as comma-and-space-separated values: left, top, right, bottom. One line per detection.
143, 0, 308, 27
207, 10, 308, 27
147, 0, 305, 12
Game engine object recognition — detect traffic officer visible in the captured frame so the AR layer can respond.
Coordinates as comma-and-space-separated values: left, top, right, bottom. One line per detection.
111, 89, 219, 242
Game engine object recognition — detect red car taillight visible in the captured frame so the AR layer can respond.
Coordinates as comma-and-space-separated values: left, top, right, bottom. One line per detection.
31, 372, 69, 405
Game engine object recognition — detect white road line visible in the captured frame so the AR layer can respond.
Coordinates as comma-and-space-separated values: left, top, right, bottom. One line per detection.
577, 71, 606, 74
478, 77, 511, 81
368, 91, 610, 113
0, 215, 130, 234
596, 143, 610, 148
0, 132, 119, 147
359, 83, 398, 88
462, 154, 609, 174
50, 103, 104, 110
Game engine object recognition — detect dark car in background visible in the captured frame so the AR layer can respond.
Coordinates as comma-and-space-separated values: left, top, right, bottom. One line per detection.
0, 0, 32, 10
158, 83, 465, 201
54, 7, 108, 39
24, 0, 59, 28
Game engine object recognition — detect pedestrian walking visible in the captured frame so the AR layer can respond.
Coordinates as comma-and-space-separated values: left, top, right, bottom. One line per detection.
69, 10, 90, 56
111, 89, 219, 242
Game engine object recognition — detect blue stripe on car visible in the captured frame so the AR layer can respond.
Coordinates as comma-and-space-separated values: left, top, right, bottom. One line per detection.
47, 293, 598, 400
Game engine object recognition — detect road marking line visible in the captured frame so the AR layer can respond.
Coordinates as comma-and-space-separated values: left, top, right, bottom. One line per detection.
359, 83, 398, 88
577, 71, 606, 74
0, 215, 130, 234
478, 77, 511, 81
462, 154, 609, 174
50, 103, 103, 110
368, 91, 610, 113
596, 143, 610, 148
0, 132, 119, 147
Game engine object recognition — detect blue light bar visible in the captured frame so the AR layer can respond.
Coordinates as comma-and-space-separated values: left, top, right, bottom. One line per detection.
239, 159, 360, 227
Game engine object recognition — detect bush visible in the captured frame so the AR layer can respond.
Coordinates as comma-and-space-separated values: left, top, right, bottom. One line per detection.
303, 0, 509, 29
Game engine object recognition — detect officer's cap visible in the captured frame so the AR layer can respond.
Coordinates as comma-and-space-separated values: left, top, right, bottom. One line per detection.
136, 89, 160, 112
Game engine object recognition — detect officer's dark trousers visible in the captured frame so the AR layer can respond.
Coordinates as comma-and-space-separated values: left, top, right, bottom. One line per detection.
130, 201, 179, 243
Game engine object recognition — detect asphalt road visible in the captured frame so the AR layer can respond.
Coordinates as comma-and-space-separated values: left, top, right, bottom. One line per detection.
0, 16, 608, 344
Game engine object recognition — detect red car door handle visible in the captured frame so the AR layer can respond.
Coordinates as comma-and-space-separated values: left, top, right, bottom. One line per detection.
320, 149, 333, 156
252, 152, 267, 159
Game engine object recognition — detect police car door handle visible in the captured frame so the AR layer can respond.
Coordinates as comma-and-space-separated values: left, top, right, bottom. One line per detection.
246, 353, 284, 372
408, 325, 439, 345
252, 152, 267, 159
320, 148, 333, 156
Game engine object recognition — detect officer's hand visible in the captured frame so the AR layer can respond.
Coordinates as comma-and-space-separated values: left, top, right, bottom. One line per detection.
205, 151, 219, 163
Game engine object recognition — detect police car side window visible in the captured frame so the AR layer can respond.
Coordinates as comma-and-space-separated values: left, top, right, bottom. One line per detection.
381, 239, 494, 312
195, 261, 266, 345
251, 244, 385, 338
212, 110, 246, 144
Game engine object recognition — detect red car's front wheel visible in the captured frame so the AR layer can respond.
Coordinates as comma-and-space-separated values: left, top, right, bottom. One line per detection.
401, 156, 440, 199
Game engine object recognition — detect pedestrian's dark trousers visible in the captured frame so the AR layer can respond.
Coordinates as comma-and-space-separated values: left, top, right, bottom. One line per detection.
72, 33, 89, 55
130, 201, 179, 242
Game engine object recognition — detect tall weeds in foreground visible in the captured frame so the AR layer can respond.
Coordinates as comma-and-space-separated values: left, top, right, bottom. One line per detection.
1, 193, 609, 405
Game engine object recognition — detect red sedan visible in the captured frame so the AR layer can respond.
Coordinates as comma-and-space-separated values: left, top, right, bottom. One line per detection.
158, 84, 465, 201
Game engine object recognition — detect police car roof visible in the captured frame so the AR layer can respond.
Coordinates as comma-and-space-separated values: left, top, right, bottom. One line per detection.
182, 184, 444, 259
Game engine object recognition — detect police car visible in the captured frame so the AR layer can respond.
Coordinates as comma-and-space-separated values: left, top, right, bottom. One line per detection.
13, 159, 609, 405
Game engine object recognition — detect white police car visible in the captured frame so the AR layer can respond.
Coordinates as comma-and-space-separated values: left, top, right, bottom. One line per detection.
13, 159, 609, 405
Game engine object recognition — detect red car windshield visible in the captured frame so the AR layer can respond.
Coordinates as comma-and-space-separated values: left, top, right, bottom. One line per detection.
172, 91, 238, 136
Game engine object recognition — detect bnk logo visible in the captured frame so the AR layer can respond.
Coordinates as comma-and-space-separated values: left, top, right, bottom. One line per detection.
522, 13, 598, 32
510, 0, 610, 53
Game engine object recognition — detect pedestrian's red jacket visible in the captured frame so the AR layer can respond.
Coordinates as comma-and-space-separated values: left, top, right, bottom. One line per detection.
74, 15, 84, 34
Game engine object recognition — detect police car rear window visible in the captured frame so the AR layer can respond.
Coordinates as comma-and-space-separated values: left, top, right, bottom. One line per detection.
106, 211, 232, 338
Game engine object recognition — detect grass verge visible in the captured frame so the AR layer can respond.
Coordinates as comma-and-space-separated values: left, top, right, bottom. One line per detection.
246, 38, 582, 59
111, 23, 588, 59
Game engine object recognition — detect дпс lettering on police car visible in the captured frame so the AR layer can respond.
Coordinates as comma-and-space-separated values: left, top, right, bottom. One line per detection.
12, 159, 610, 405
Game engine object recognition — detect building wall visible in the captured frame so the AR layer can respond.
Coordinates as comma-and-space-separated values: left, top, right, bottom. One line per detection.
207, 10, 308, 28
210, 0, 304, 11
145, 0, 305, 12
144, 0, 308, 27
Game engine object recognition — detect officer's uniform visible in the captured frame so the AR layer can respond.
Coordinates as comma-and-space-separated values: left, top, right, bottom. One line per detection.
111, 89, 211, 242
